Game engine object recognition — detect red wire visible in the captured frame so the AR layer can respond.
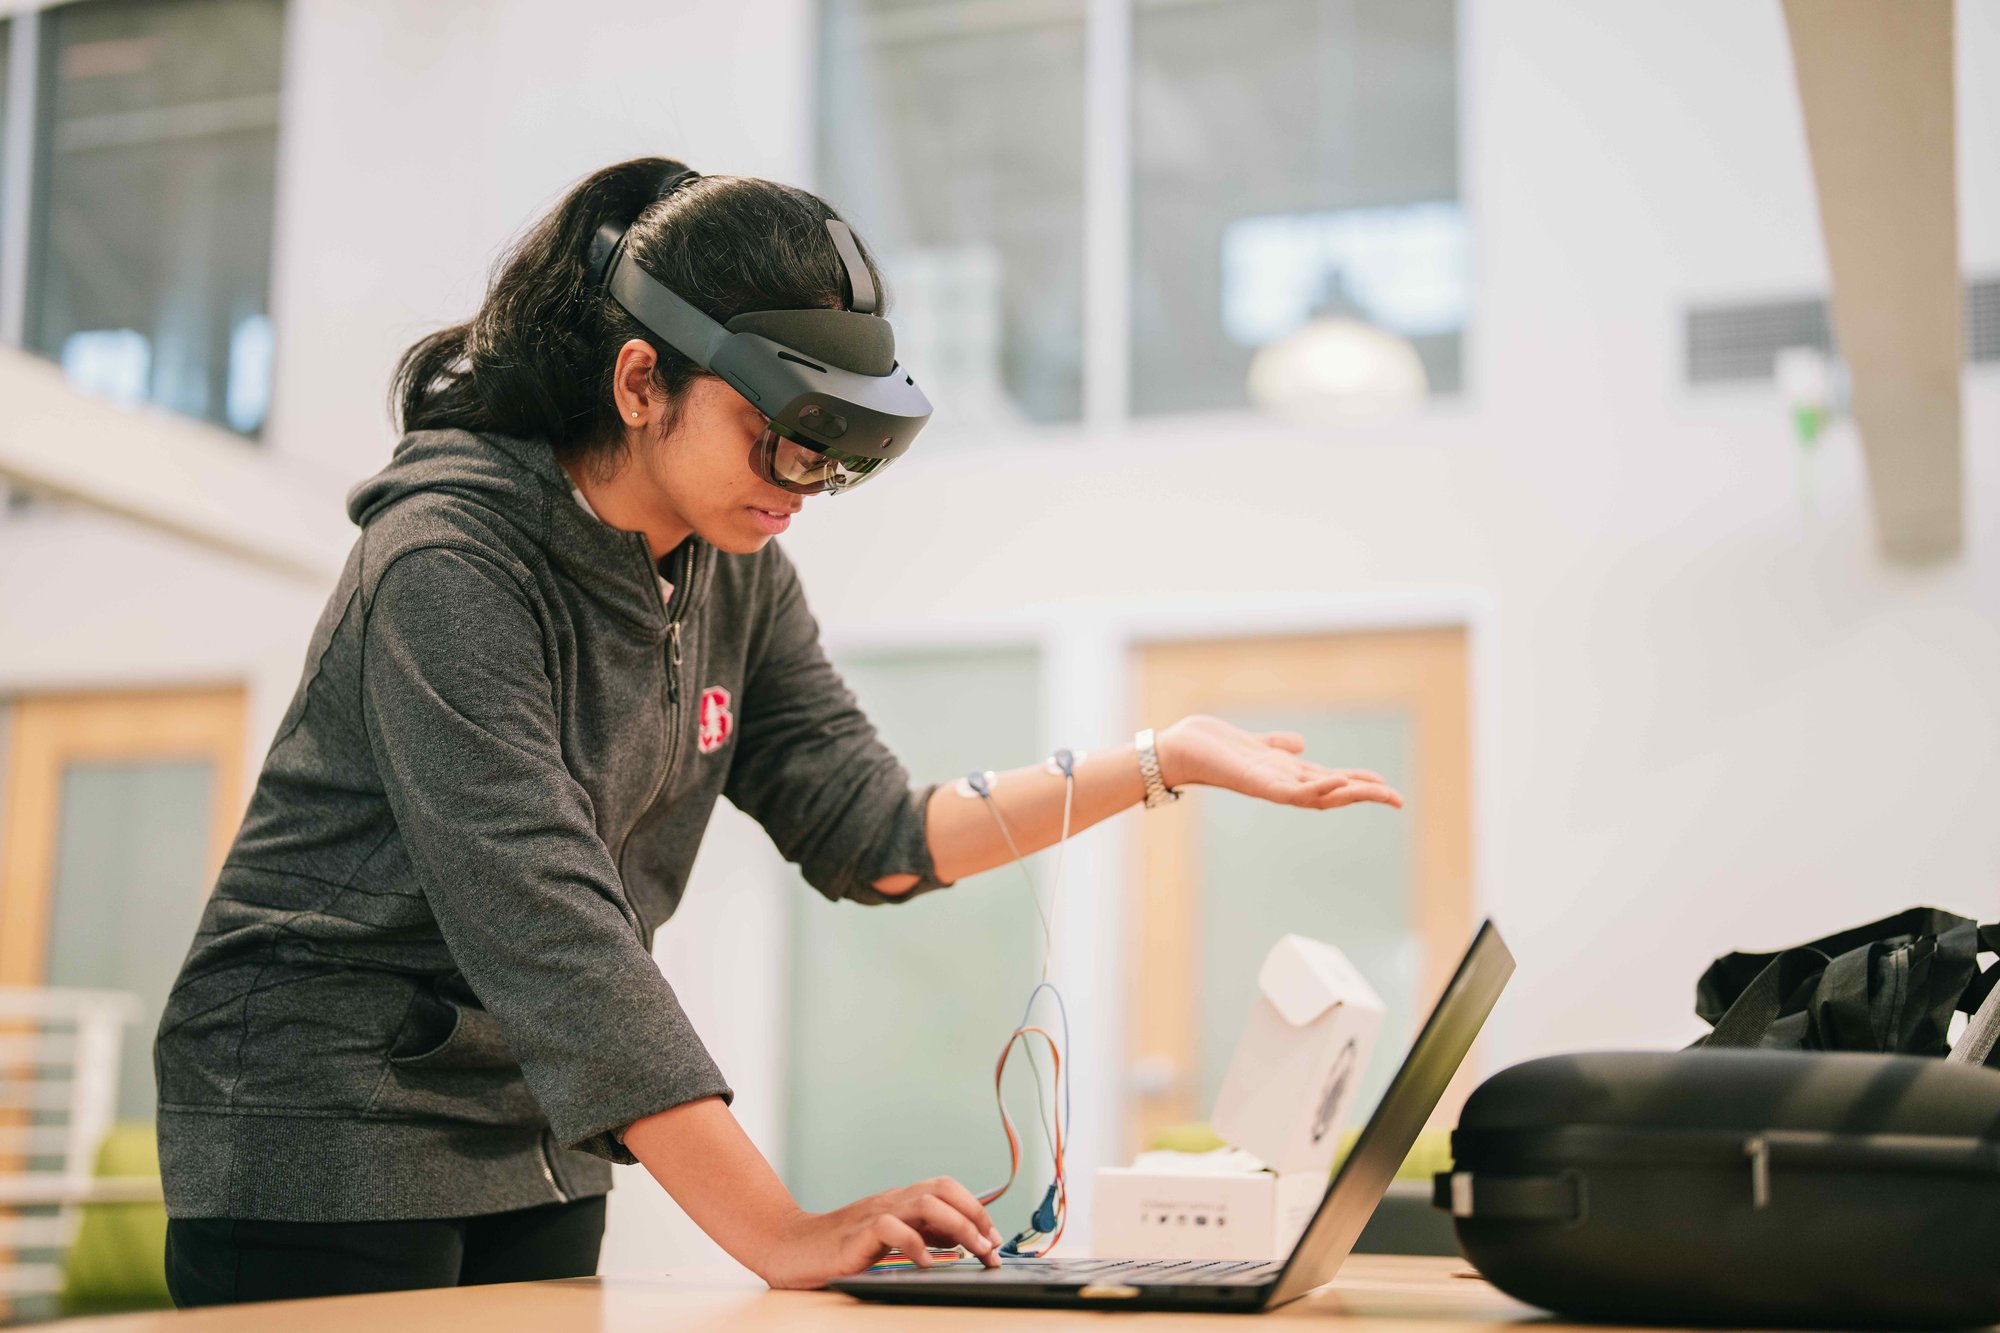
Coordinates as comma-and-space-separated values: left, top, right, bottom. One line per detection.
980, 1025, 1068, 1254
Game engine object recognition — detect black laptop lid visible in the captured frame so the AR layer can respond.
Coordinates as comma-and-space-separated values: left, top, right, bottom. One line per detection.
1264, 921, 1514, 1308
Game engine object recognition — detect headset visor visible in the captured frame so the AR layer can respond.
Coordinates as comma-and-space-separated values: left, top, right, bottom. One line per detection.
752, 420, 891, 496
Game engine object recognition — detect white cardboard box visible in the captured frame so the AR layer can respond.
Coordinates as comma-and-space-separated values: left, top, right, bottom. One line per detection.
1093, 1151, 1326, 1262
1209, 934, 1385, 1176
1091, 936, 1385, 1260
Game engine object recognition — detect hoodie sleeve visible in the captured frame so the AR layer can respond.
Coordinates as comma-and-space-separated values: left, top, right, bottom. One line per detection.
723, 546, 954, 906
359, 544, 732, 1162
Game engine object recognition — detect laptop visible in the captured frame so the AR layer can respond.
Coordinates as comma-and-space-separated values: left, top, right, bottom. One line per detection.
832, 919, 1514, 1313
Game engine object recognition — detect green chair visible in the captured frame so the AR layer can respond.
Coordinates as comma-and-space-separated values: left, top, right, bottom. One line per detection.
58, 1123, 172, 1317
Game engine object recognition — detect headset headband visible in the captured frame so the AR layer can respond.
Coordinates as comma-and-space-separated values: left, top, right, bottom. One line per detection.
584, 172, 932, 464
585, 169, 878, 319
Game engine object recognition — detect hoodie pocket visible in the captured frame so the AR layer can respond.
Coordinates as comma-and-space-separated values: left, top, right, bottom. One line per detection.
371, 984, 540, 1123
389, 998, 515, 1070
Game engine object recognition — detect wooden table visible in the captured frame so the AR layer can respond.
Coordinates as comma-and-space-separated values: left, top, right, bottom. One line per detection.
50, 1256, 1589, 1331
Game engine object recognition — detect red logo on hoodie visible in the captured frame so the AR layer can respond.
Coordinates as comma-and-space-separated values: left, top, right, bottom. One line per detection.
697, 686, 733, 755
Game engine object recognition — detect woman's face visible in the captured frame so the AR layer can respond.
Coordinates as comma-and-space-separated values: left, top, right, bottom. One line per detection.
602, 339, 806, 558
637, 374, 800, 555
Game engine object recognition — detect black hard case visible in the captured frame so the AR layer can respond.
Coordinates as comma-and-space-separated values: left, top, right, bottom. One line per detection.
1435, 1050, 2000, 1329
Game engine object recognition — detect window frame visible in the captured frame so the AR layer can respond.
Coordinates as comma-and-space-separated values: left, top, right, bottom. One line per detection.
0, 0, 286, 438
0, 4, 39, 348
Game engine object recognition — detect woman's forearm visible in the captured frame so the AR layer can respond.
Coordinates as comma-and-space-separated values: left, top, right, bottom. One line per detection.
875, 738, 1165, 894
624, 1095, 803, 1277
868, 716, 1403, 897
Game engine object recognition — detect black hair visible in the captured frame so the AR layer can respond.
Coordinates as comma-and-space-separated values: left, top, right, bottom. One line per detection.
391, 157, 885, 467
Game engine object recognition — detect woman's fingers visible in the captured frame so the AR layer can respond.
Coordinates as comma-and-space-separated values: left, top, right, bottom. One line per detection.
902, 1194, 1000, 1268
1312, 781, 1404, 809
1289, 774, 1351, 805
924, 1176, 1003, 1248
1275, 772, 1403, 808
1305, 765, 1386, 784
872, 1214, 932, 1268
1292, 761, 1386, 785
1261, 730, 1308, 754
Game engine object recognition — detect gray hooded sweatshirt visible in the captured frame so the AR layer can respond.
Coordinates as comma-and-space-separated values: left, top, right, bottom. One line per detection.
154, 429, 949, 1222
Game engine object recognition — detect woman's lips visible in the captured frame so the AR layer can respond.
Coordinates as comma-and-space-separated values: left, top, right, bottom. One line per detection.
749, 506, 792, 535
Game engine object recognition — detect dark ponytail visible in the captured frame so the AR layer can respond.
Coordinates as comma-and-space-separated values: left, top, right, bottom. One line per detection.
391, 157, 885, 466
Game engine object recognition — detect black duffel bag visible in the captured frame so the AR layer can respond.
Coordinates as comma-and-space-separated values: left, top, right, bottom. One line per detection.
1435, 909, 2000, 1329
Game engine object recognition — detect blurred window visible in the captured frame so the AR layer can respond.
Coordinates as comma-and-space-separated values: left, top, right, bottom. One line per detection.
816, 0, 1087, 429
782, 646, 1053, 1241
1131, 0, 1463, 414
27, 0, 285, 437
48, 758, 218, 1120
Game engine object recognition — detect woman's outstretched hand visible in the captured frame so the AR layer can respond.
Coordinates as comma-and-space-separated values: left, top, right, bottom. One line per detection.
1155, 714, 1405, 810
754, 1175, 1004, 1290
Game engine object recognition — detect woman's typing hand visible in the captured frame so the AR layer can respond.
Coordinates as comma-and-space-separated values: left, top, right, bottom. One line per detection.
626, 1098, 1003, 1291
754, 1176, 1004, 1290
1156, 714, 1405, 810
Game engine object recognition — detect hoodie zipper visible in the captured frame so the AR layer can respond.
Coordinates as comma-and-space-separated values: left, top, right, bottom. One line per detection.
540, 544, 691, 1207
614, 542, 698, 912
537, 1128, 568, 1202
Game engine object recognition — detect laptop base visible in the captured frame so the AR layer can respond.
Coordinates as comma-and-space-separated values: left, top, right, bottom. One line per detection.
832, 1257, 1277, 1312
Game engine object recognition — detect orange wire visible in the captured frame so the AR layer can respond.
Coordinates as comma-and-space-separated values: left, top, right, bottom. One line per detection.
980, 1025, 1068, 1254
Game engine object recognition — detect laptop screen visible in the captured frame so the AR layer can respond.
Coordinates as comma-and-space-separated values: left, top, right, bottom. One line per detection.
1265, 920, 1514, 1308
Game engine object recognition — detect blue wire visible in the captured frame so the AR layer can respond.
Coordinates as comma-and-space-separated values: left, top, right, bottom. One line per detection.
1015, 981, 1073, 1159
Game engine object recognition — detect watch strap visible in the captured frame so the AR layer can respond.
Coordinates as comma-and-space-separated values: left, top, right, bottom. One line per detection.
1135, 727, 1179, 809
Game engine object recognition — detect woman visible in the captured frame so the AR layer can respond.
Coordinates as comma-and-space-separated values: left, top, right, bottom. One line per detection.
153, 157, 1402, 1306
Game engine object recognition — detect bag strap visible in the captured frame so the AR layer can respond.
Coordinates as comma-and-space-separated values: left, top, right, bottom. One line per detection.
1814, 920, 1977, 1055
1698, 949, 1824, 1049
1950, 969, 2000, 1068
1432, 1171, 1584, 1224
1697, 911, 1998, 1054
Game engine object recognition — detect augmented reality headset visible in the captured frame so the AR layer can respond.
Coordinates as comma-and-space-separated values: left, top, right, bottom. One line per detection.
586, 174, 932, 495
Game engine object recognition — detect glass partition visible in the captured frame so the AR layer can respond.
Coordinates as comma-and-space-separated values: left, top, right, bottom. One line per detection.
45, 759, 217, 1120
1194, 708, 1416, 1121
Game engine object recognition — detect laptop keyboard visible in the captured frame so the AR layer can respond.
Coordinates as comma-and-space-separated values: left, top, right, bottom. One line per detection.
883, 1257, 1281, 1285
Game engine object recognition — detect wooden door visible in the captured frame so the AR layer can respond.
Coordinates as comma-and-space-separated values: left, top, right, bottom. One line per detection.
0, 687, 244, 1315
0, 688, 246, 1106
1127, 629, 1473, 1157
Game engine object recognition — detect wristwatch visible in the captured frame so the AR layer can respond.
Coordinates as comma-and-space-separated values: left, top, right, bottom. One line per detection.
1135, 727, 1180, 809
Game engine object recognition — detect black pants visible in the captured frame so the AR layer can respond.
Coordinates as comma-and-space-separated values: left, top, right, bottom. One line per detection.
164, 1195, 606, 1308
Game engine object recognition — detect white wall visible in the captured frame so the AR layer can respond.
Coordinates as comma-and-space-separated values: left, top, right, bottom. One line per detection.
772, 0, 2000, 1220
263, 0, 818, 482
1, 0, 1995, 1277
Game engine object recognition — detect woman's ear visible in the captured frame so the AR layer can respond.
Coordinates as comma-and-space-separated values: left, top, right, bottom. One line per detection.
612, 339, 660, 427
